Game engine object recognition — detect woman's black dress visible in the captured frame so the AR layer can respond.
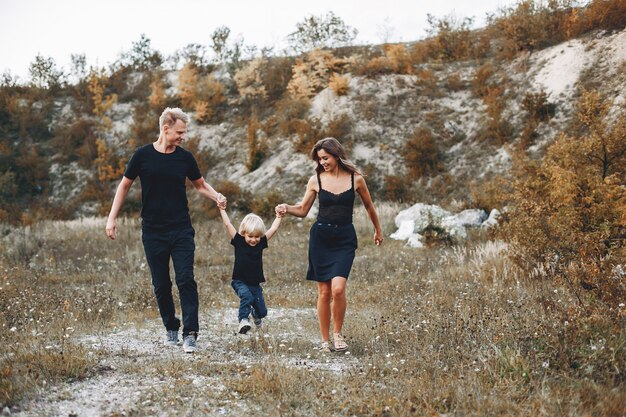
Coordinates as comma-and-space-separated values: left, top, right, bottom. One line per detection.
306, 173, 358, 282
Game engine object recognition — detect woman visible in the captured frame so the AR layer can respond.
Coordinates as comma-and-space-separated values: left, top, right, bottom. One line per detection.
276, 137, 383, 352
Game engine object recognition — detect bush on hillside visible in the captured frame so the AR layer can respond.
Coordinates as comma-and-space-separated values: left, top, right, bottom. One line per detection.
148, 73, 169, 113
178, 63, 225, 124
287, 50, 350, 99
471, 62, 496, 98
522, 90, 555, 122
246, 115, 268, 172
234, 58, 268, 106
415, 68, 439, 96
568, 0, 626, 35
356, 43, 413, 77
250, 189, 285, 219
504, 90, 626, 318
480, 86, 514, 145
446, 72, 464, 91
487, 0, 572, 60
50, 119, 97, 165
519, 90, 556, 148
483, 0, 625, 61
262, 56, 295, 103
425, 13, 475, 62
287, 12, 358, 54
404, 127, 443, 179
328, 73, 349, 96
382, 174, 411, 202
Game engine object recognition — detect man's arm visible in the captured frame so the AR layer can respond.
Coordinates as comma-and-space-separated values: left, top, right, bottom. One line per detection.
106, 176, 134, 240
191, 177, 225, 204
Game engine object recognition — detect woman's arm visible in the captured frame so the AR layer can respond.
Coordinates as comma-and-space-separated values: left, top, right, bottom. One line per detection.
277, 175, 318, 218
218, 208, 237, 240
355, 174, 384, 246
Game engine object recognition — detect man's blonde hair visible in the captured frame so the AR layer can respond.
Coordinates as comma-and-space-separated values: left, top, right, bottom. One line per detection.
159, 107, 189, 130
239, 213, 266, 236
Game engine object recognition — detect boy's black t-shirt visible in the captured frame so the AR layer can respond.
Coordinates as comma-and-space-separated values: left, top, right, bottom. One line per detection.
124, 144, 202, 231
231, 233, 268, 285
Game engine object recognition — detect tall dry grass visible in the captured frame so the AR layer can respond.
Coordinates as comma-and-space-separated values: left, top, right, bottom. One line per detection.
0, 204, 623, 415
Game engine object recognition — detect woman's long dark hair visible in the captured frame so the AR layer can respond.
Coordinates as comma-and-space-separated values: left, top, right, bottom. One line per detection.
311, 137, 361, 175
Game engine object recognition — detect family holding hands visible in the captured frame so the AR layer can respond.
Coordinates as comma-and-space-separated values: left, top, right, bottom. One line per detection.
105, 107, 383, 354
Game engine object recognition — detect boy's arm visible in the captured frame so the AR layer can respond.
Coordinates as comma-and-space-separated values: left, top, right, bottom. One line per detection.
219, 208, 237, 240
264, 215, 283, 241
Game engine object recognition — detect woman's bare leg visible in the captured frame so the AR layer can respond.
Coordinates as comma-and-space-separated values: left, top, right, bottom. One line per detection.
331, 277, 347, 334
317, 281, 332, 341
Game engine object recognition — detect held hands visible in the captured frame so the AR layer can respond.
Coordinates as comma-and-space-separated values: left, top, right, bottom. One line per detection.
275, 204, 287, 218
216, 193, 227, 210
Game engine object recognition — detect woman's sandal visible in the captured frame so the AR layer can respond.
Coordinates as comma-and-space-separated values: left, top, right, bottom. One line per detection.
333, 333, 348, 351
320, 341, 332, 353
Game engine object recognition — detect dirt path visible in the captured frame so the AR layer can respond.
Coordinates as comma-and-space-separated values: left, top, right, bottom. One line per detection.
12, 307, 358, 416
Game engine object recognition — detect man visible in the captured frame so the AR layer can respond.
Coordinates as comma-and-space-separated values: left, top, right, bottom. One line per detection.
106, 107, 225, 353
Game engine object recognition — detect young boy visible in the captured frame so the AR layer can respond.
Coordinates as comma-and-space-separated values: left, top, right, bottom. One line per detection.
218, 204, 283, 334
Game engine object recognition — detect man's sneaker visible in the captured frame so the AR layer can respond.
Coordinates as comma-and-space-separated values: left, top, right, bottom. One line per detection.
183, 332, 197, 353
238, 318, 251, 334
253, 317, 262, 329
165, 330, 179, 346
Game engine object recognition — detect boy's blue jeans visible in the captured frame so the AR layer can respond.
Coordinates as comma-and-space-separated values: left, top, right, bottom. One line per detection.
142, 226, 199, 337
231, 280, 267, 322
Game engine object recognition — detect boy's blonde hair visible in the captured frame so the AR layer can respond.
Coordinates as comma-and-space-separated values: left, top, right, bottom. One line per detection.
239, 213, 266, 236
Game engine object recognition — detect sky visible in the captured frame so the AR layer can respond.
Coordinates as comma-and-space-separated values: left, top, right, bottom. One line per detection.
0, 0, 521, 81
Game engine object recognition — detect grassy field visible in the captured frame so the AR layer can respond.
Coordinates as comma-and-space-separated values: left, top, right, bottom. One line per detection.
0, 204, 624, 416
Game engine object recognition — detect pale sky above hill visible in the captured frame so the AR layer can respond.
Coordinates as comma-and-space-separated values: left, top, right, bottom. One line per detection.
0, 0, 521, 82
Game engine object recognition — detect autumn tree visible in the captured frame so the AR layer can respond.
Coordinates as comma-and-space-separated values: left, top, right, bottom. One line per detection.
520, 90, 556, 148
178, 63, 225, 124
505, 90, 626, 316
245, 114, 268, 171
148, 72, 168, 113
425, 13, 474, 61
87, 70, 123, 182
121, 34, 163, 71
404, 127, 443, 179
28, 54, 63, 90
288, 12, 358, 54
287, 50, 350, 99
234, 58, 268, 105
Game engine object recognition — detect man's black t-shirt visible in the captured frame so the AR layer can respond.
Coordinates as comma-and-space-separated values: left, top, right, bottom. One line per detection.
124, 144, 202, 231
231, 233, 268, 285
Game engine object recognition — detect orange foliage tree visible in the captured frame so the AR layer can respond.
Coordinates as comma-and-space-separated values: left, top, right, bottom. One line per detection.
404, 127, 443, 179
178, 63, 225, 124
505, 90, 626, 317
287, 50, 350, 99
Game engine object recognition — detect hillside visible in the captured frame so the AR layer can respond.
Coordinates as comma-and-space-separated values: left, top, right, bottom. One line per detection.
193, 29, 626, 200
0, 1, 624, 223
36, 28, 624, 220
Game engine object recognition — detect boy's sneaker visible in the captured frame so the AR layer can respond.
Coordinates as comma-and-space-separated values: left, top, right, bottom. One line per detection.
238, 318, 251, 334
183, 332, 197, 353
165, 330, 179, 346
253, 317, 262, 329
